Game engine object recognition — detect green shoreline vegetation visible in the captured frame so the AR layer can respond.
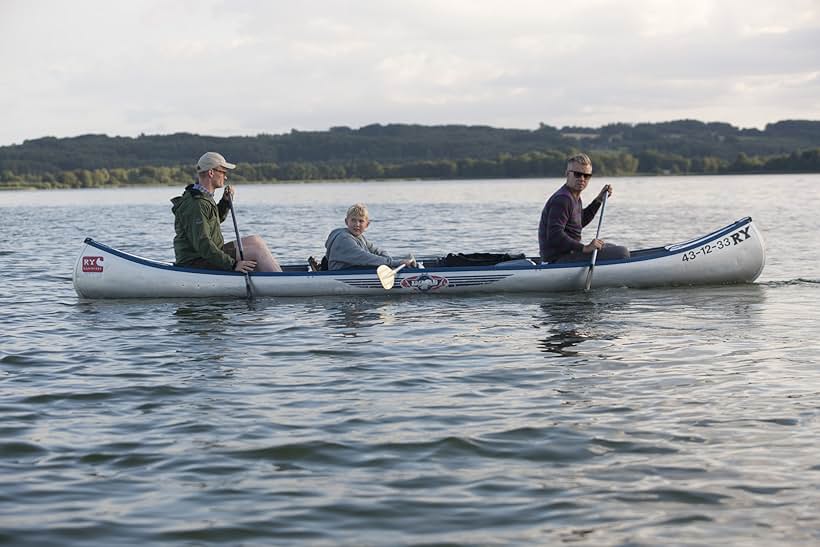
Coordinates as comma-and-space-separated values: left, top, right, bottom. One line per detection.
2, 119, 818, 190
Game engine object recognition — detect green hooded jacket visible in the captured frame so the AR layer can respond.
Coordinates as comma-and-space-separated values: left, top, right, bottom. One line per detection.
171, 185, 234, 270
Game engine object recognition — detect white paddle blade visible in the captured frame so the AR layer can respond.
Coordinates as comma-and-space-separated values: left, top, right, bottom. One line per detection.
377, 265, 395, 289
377, 263, 406, 290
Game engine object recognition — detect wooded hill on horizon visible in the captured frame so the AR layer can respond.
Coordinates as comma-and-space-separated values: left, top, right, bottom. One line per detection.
1, 119, 818, 189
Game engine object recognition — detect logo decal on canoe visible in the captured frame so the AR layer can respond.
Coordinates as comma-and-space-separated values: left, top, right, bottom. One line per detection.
400, 273, 449, 292
82, 256, 104, 273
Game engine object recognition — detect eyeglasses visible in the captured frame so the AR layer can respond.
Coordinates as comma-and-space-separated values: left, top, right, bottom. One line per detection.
213, 169, 228, 178
569, 170, 592, 180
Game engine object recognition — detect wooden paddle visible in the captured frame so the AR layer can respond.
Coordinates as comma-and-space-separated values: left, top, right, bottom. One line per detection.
227, 189, 253, 300
584, 191, 608, 292
377, 263, 407, 290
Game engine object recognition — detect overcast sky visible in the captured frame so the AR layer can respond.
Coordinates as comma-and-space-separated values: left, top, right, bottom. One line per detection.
1, 0, 818, 146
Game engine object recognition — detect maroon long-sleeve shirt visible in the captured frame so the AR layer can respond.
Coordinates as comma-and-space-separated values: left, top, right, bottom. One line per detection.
538, 185, 601, 262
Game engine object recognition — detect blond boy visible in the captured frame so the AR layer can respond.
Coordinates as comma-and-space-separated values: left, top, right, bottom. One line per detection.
325, 203, 416, 270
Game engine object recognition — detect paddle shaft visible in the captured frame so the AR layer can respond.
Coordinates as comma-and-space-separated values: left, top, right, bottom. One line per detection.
584, 192, 608, 291
227, 194, 253, 300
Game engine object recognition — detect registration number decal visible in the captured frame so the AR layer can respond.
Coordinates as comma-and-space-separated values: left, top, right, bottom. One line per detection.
681, 227, 752, 262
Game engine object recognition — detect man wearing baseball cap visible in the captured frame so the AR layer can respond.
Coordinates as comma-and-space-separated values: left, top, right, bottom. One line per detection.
171, 152, 281, 272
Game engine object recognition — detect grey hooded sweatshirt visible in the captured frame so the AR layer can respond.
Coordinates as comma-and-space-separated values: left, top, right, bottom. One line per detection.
325, 228, 402, 270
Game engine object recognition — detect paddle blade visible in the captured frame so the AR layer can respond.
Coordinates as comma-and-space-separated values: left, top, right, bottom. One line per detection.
584, 261, 596, 291
377, 263, 407, 290
377, 265, 396, 289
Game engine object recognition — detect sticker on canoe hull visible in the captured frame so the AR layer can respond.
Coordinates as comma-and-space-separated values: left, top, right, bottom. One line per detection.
401, 273, 449, 292
82, 256, 104, 273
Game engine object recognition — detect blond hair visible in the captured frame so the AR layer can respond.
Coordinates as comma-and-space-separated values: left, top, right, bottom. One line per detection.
566, 153, 592, 169
346, 203, 369, 220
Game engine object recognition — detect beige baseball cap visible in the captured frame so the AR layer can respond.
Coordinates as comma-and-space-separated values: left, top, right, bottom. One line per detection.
196, 152, 236, 173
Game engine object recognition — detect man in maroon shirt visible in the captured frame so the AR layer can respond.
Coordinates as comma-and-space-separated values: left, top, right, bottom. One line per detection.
538, 153, 630, 263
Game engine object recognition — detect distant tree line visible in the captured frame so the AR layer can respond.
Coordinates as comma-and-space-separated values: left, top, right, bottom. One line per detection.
1, 120, 818, 189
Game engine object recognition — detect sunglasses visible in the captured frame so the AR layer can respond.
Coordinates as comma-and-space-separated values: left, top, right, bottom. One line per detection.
213, 169, 228, 177
569, 170, 592, 180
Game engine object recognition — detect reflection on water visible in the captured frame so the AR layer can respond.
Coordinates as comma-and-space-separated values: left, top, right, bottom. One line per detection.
321, 299, 392, 336
536, 297, 613, 357
173, 303, 230, 335
534, 285, 767, 358
539, 328, 592, 357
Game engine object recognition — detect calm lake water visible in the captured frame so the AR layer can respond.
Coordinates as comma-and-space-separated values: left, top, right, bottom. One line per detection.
1, 174, 819, 546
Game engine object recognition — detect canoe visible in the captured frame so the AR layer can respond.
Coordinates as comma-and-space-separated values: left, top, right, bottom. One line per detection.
73, 216, 765, 299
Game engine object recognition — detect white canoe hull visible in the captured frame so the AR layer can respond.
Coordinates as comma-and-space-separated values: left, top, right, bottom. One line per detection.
73, 217, 766, 299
